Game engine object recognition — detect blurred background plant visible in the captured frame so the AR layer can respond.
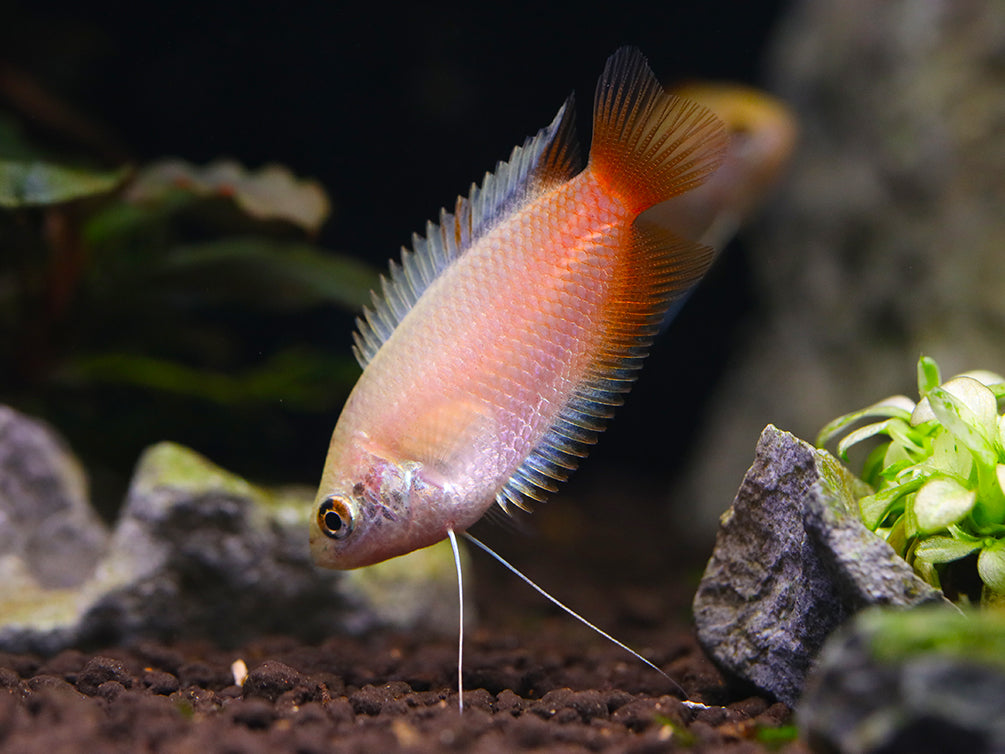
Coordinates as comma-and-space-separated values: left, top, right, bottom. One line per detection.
818, 356, 1005, 609
0, 102, 378, 516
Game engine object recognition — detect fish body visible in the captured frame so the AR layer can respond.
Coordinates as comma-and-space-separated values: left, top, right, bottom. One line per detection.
312, 48, 726, 569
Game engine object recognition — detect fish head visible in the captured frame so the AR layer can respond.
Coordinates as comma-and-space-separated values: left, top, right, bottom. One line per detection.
310, 436, 454, 569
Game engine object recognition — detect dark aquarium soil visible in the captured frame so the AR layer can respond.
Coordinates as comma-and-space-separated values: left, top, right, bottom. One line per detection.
0, 475, 809, 753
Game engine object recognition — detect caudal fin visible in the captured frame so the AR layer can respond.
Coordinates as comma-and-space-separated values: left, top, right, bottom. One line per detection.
588, 47, 727, 215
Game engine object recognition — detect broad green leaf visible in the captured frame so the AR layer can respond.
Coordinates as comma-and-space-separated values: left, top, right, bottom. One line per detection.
917, 355, 941, 396
82, 190, 196, 247
913, 477, 976, 533
977, 542, 1005, 593
885, 515, 908, 555
959, 369, 1005, 388
903, 493, 921, 539
943, 377, 999, 438
55, 348, 360, 410
877, 455, 915, 482
974, 463, 1005, 526
125, 159, 331, 234
922, 430, 973, 479
887, 420, 927, 454
836, 420, 893, 460
865, 607, 1005, 671
862, 443, 891, 485
0, 161, 128, 207
910, 396, 936, 426
860, 476, 924, 529
912, 556, 939, 587
927, 384, 997, 466
816, 396, 914, 448
914, 536, 981, 564
155, 239, 379, 311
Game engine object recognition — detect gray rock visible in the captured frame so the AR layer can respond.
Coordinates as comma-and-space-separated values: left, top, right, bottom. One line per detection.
0, 428, 470, 654
0, 405, 108, 589
693, 425, 950, 706
799, 606, 1005, 754
671, 0, 1005, 539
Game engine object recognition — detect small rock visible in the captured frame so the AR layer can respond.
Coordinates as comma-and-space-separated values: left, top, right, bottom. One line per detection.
142, 670, 180, 695
242, 660, 302, 702
349, 682, 411, 716
227, 697, 276, 730
799, 606, 1005, 753
76, 656, 133, 695
693, 425, 950, 705
494, 688, 525, 715
0, 667, 19, 690
95, 680, 126, 701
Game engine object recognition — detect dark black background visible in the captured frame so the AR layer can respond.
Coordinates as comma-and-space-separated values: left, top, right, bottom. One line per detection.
3, 0, 787, 491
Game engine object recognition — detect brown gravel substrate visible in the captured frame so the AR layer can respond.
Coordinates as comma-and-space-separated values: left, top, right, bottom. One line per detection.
0, 628, 806, 754
0, 474, 811, 753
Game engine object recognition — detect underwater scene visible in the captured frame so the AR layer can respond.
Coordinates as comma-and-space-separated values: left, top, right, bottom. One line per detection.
2, 1, 1004, 752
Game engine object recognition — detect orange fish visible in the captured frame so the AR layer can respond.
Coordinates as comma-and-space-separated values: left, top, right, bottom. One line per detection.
311, 48, 726, 570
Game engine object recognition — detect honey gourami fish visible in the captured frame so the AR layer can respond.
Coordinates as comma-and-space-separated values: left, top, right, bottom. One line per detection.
311, 48, 726, 570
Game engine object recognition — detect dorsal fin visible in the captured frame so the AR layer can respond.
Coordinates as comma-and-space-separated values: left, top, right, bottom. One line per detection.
352, 98, 582, 368
496, 220, 716, 514
588, 47, 726, 215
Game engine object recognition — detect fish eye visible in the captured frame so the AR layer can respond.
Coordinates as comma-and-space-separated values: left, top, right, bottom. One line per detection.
317, 496, 354, 540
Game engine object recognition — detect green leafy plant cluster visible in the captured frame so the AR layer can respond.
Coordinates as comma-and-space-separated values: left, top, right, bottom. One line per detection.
818, 356, 1005, 607
1, 111, 378, 486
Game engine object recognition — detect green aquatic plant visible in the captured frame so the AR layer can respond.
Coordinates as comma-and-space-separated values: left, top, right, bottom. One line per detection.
818, 356, 1005, 607
0, 112, 378, 485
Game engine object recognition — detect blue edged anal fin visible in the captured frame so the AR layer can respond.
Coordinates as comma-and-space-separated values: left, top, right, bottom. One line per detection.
496, 220, 716, 514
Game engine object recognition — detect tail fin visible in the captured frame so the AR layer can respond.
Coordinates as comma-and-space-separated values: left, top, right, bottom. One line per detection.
588, 47, 727, 215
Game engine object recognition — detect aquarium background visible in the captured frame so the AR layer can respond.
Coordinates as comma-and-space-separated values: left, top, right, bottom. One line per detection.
1, 0, 788, 517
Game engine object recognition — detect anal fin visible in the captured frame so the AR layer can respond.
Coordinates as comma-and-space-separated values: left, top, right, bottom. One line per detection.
496, 221, 716, 514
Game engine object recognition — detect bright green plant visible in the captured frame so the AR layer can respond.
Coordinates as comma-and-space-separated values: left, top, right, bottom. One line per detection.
818, 356, 1005, 608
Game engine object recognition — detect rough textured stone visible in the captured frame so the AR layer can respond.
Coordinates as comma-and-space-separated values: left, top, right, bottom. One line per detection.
671, 0, 1005, 538
799, 606, 1005, 754
0, 405, 108, 589
693, 425, 950, 706
0, 409, 470, 654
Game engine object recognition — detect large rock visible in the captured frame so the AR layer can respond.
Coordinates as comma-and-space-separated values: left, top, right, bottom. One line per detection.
0, 406, 108, 589
672, 0, 1005, 538
693, 425, 950, 706
0, 409, 469, 654
799, 606, 1005, 753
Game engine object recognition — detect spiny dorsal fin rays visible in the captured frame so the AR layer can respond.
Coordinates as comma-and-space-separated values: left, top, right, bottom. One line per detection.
351, 98, 582, 369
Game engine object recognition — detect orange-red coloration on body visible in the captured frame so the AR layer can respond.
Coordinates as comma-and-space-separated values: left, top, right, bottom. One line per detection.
311, 48, 727, 569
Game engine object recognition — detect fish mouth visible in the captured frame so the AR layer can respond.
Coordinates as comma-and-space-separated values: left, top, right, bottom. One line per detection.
308, 522, 348, 570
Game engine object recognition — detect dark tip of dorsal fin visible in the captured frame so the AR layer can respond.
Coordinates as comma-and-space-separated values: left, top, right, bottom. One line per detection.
531, 93, 582, 189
